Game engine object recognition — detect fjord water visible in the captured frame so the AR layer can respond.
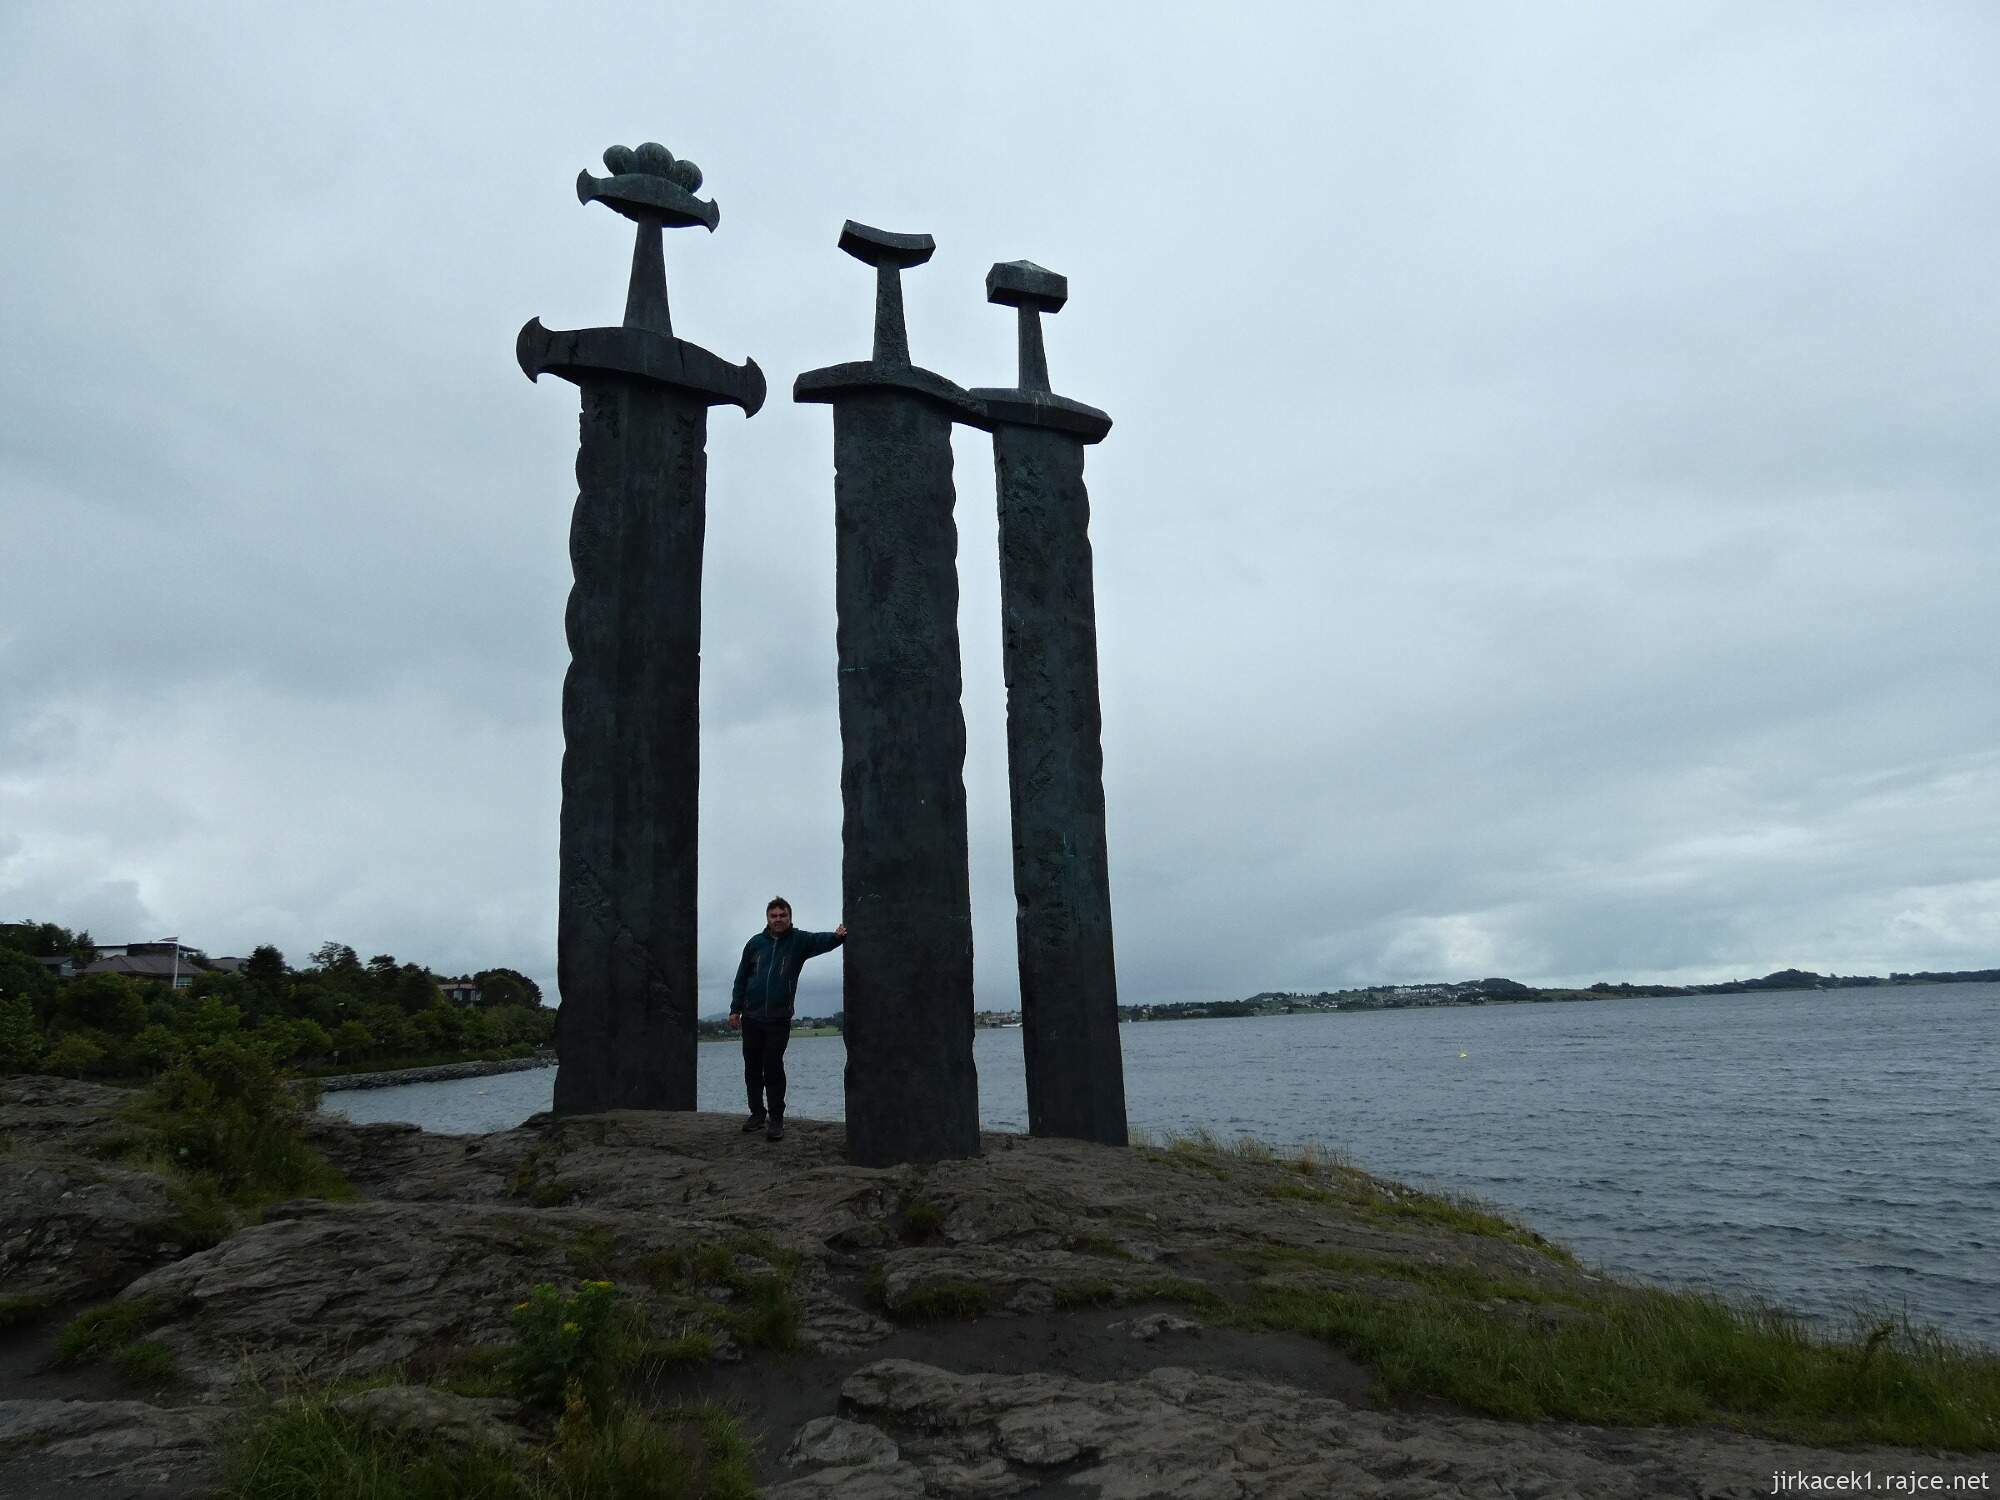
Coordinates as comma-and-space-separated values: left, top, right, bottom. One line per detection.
325, 981, 1999, 1347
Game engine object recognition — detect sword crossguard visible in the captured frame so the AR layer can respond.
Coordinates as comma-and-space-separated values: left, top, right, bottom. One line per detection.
520, 141, 762, 418
970, 260, 1110, 442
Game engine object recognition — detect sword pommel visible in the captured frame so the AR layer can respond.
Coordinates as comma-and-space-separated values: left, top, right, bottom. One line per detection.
577, 142, 719, 232
987, 259, 1067, 315
838, 221, 935, 270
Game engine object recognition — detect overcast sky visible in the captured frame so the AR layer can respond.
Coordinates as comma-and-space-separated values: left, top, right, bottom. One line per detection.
3, 3, 1995, 1013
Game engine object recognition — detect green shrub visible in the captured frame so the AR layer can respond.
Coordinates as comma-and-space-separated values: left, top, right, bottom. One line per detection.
508, 1281, 621, 1419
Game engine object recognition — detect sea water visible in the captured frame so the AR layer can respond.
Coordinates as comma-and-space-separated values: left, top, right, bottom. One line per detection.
324, 981, 1999, 1346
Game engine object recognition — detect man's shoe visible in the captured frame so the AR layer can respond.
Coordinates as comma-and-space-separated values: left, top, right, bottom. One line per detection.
765, 1118, 784, 1141
741, 1114, 766, 1133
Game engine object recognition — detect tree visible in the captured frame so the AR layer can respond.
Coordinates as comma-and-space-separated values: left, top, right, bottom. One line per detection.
394, 965, 438, 1015
51, 974, 147, 1038
244, 945, 288, 987
331, 1019, 374, 1061
0, 947, 57, 1013
0, 996, 41, 1072
45, 1032, 105, 1078
131, 1023, 182, 1074
475, 968, 542, 1010
310, 942, 360, 974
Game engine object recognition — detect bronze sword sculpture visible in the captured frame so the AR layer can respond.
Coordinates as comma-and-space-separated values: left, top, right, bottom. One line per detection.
518, 143, 764, 1113
970, 261, 1128, 1146
795, 223, 991, 1165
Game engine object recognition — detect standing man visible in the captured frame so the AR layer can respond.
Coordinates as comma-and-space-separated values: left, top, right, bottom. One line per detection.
729, 898, 845, 1140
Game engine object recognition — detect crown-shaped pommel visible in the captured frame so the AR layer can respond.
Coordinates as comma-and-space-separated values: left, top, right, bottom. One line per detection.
577, 142, 720, 232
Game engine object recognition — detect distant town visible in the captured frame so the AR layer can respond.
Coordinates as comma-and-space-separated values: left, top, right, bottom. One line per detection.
770, 965, 2000, 1031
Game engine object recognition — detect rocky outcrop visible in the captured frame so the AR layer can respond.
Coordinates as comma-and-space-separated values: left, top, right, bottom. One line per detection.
770, 1359, 1998, 1500
1, 1079, 1991, 1499
0, 1399, 222, 1498
0, 1158, 181, 1305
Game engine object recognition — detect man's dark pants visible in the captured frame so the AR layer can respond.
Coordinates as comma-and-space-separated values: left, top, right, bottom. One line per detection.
741, 1017, 793, 1120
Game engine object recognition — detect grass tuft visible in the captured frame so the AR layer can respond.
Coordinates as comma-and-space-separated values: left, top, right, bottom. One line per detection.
110, 1338, 182, 1386
56, 1294, 172, 1364
0, 1292, 53, 1329
1063, 1230, 1135, 1260
897, 1191, 948, 1245
891, 1279, 993, 1322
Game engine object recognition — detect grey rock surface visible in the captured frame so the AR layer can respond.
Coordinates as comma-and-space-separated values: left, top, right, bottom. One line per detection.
798, 1358, 1997, 1500
329, 1384, 526, 1452
783, 1414, 900, 1467
0, 1157, 180, 1303
0, 1399, 221, 1499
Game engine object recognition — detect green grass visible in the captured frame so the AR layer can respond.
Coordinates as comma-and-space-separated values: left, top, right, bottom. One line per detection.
1063, 1230, 1135, 1260
716, 1272, 806, 1353
1051, 1279, 1121, 1310
1231, 1242, 1578, 1306
1148, 1127, 1573, 1264
1242, 1281, 2000, 1450
0, 1291, 52, 1329
424, 1345, 514, 1399
885, 1278, 993, 1322
896, 1192, 947, 1244
567, 1226, 620, 1281
110, 1338, 182, 1386
218, 1390, 757, 1500
219, 1397, 529, 1500
56, 1294, 172, 1364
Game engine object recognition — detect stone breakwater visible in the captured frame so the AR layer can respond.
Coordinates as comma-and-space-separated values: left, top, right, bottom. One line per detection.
0, 1076, 1991, 1498
313, 1054, 555, 1092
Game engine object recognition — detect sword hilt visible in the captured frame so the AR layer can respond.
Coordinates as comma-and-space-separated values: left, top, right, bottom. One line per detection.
839, 222, 935, 367
574, 143, 720, 337
986, 261, 1068, 395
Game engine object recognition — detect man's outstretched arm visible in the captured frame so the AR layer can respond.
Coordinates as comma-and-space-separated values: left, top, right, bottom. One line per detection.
802, 923, 848, 958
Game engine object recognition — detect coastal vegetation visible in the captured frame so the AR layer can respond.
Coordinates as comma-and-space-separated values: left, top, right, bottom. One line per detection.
219, 1278, 758, 1500
1116, 1131, 2000, 1450
0, 920, 554, 1083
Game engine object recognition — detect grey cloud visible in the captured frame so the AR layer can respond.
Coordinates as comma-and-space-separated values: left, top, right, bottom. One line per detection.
3, 3, 1995, 1010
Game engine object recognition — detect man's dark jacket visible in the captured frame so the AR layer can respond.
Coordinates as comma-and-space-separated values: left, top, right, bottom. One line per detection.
731, 927, 844, 1022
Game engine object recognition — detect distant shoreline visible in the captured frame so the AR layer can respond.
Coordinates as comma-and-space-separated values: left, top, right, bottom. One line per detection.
316, 1055, 554, 1092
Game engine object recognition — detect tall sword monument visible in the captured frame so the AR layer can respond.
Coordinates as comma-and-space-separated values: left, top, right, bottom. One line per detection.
795, 223, 991, 1166
518, 143, 765, 1113
970, 261, 1128, 1146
